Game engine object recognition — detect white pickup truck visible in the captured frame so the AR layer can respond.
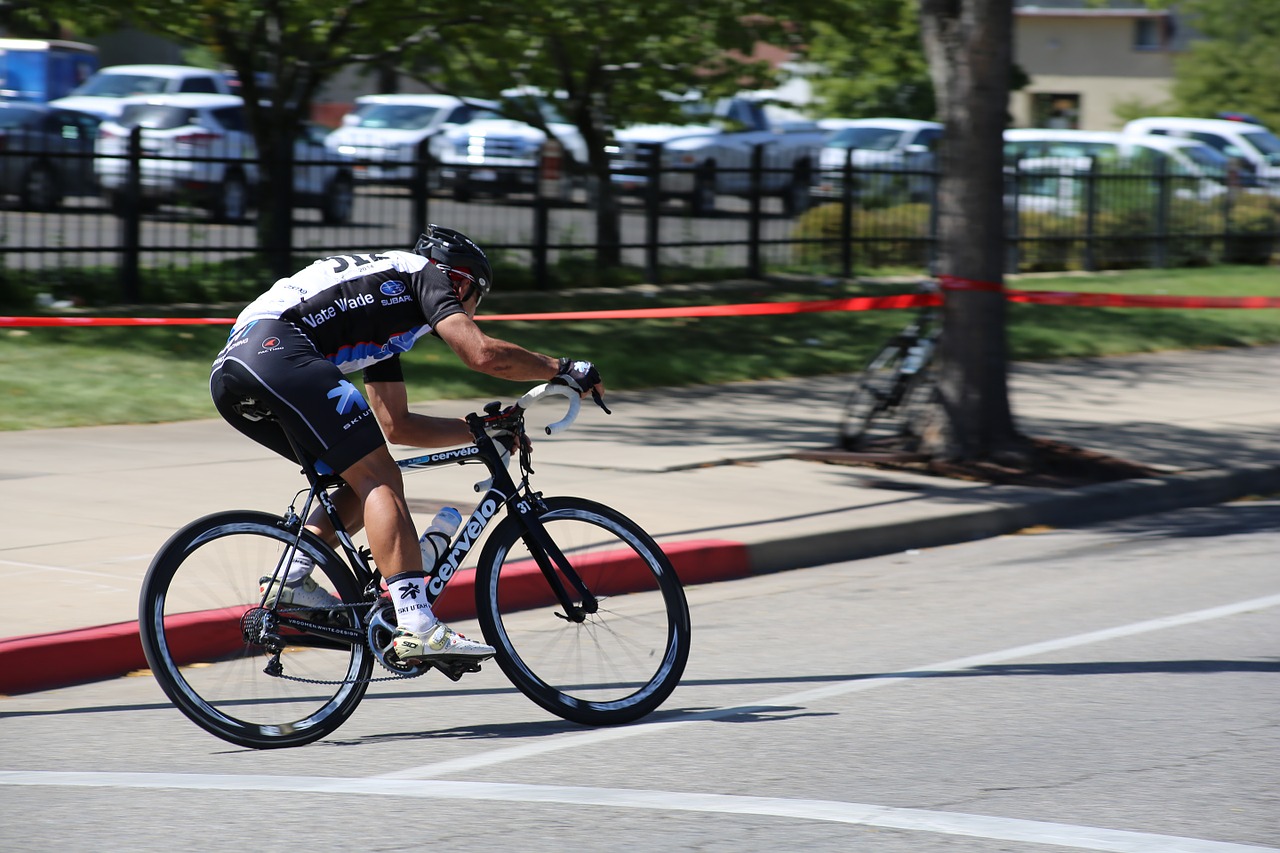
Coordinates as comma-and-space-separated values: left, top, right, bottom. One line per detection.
608, 96, 826, 215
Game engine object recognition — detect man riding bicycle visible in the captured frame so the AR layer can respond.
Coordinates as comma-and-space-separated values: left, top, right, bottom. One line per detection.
209, 225, 603, 667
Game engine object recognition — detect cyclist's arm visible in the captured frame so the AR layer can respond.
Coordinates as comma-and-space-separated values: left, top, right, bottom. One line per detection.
364, 379, 471, 448
434, 312, 559, 381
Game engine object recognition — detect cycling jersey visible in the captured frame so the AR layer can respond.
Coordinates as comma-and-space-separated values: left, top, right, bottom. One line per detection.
232, 250, 465, 375
210, 250, 465, 475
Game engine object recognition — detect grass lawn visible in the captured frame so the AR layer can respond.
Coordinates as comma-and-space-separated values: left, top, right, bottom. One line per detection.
2, 266, 1277, 430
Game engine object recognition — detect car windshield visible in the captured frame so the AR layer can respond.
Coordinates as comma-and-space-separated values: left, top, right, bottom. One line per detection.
357, 104, 440, 130
117, 105, 200, 130
828, 128, 906, 151
71, 74, 171, 98
1180, 145, 1230, 175
1241, 130, 1280, 158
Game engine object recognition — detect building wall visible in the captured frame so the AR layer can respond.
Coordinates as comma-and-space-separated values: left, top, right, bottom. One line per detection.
1012, 13, 1179, 130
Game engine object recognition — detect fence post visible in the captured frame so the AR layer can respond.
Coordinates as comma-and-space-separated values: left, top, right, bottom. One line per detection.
1083, 155, 1099, 272
1153, 157, 1170, 269
410, 138, 431, 242
840, 147, 854, 278
1004, 161, 1020, 274
119, 126, 141, 303
644, 143, 661, 285
747, 144, 763, 279
532, 165, 550, 289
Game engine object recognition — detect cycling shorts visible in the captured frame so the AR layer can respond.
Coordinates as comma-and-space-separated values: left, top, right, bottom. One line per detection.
210, 318, 385, 475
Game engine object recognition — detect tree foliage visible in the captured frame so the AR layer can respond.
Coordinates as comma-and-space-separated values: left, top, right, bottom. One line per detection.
393, 0, 818, 266
1171, 0, 1280, 129
806, 0, 936, 120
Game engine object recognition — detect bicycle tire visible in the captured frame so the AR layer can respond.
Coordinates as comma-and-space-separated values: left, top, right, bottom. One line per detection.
474, 496, 691, 726
138, 511, 372, 749
839, 338, 910, 449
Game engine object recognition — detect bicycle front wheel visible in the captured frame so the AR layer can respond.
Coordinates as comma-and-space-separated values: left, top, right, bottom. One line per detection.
839, 340, 908, 450
138, 511, 372, 749
475, 497, 691, 726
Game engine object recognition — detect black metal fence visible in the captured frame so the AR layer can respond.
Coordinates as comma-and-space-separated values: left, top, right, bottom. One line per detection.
2, 130, 1278, 307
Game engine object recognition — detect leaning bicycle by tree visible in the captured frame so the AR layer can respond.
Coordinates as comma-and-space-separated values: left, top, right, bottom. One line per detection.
838, 280, 942, 452
138, 383, 692, 749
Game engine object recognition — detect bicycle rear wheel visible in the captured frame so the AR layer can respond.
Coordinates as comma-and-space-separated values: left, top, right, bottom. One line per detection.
839, 339, 909, 449
138, 511, 372, 749
475, 497, 691, 726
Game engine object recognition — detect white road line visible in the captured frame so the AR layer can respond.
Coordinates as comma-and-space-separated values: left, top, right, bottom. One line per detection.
381, 591, 1280, 780
0, 772, 1272, 853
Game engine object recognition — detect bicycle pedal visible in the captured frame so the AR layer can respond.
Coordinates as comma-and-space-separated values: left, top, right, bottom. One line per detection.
430, 660, 482, 682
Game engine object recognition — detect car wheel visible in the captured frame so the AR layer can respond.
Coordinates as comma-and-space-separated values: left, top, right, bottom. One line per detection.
21, 162, 61, 211
322, 172, 355, 224
690, 164, 716, 216
212, 172, 250, 223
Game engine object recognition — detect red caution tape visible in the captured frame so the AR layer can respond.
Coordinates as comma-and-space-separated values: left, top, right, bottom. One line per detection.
938, 275, 1004, 293
1, 289, 1277, 328
0, 316, 235, 327
1006, 291, 1280, 309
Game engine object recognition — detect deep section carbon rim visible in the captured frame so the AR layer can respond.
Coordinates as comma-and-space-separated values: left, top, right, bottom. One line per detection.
138, 511, 371, 749
476, 497, 691, 726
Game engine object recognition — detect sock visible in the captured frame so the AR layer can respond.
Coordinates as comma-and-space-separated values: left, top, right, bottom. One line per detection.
387, 572, 436, 633
284, 551, 314, 584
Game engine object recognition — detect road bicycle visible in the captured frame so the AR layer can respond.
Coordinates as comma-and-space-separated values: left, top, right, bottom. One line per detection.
837, 280, 941, 451
138, 383, 691, 749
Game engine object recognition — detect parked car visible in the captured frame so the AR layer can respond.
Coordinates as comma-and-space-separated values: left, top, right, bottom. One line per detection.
49, 64, 233, 120
436, 88, 589, 201
94, 94, 354, 223
610, 95, 823, 215
1122, 116, 1280, 189
324, 94, 500, 185
0, 101, 99, 209
1005, 128, 1243, 197
812, 118, 942, 202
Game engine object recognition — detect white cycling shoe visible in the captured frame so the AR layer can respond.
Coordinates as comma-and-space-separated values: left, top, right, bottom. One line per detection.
390, 621, 496, 663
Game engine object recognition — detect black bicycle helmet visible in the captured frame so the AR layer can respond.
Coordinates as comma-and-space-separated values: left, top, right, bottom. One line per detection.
413, 224, 493, 302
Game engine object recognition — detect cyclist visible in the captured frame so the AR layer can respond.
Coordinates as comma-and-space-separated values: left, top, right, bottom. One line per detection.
209, 225, 603, 667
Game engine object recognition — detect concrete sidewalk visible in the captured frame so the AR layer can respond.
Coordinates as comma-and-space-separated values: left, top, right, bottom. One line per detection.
3, 345, 1279, 694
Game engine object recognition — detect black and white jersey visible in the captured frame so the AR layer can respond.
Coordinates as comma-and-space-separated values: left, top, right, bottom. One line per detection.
232, 250, 464, 374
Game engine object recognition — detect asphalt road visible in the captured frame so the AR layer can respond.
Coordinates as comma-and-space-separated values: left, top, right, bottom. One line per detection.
2, 501, 1277, 852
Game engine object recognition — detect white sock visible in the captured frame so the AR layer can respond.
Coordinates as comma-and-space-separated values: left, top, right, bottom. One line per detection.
388, 574, 436, 633
284, 552, 314, 584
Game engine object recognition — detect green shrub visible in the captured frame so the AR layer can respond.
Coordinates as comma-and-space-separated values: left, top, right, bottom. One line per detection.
793, 201, 932, 269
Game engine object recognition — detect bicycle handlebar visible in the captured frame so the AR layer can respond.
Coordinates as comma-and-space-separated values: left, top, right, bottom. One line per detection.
516, 382, 581, 435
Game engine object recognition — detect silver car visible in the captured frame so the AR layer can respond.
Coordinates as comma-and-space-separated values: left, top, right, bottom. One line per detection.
95, 93, 354, 223
0, 102, 100, 210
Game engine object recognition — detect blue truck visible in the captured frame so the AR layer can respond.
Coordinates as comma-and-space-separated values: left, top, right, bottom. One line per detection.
0, 38, 99, 103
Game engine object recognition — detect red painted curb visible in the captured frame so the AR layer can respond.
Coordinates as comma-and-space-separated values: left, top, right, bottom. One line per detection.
0, 538, 750, 696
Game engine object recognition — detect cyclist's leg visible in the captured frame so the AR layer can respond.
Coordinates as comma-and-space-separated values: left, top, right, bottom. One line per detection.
336, 446, 420, 581
210, 318, 385, 549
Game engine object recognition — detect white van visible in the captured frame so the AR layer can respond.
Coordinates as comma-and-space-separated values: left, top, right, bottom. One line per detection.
49, 64, 232, 119
1004, 128, 1233, 195
1122, 116, 1280, 188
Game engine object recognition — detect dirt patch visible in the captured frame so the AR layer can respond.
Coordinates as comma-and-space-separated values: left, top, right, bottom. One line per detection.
798, 437, 1165, 489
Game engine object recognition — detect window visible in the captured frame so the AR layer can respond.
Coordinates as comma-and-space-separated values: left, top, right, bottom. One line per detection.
179, 76, 219, 94
1031, 94, 1079, 130
1133, 18, 1169, 51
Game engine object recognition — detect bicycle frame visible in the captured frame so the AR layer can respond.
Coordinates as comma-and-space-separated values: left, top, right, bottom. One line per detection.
264, 387, 598, 634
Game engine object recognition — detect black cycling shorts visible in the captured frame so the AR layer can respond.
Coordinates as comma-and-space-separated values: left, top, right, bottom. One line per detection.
210, 319, 386, 475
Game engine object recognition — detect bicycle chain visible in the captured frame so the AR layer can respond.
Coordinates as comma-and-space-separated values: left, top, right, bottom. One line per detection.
260, 601, 431, 686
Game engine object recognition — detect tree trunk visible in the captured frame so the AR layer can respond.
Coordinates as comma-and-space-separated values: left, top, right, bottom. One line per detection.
918, 0, 1022, 461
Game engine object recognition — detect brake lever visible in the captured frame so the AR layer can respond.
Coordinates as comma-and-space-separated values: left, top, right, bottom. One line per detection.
591, 388, 612, 415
